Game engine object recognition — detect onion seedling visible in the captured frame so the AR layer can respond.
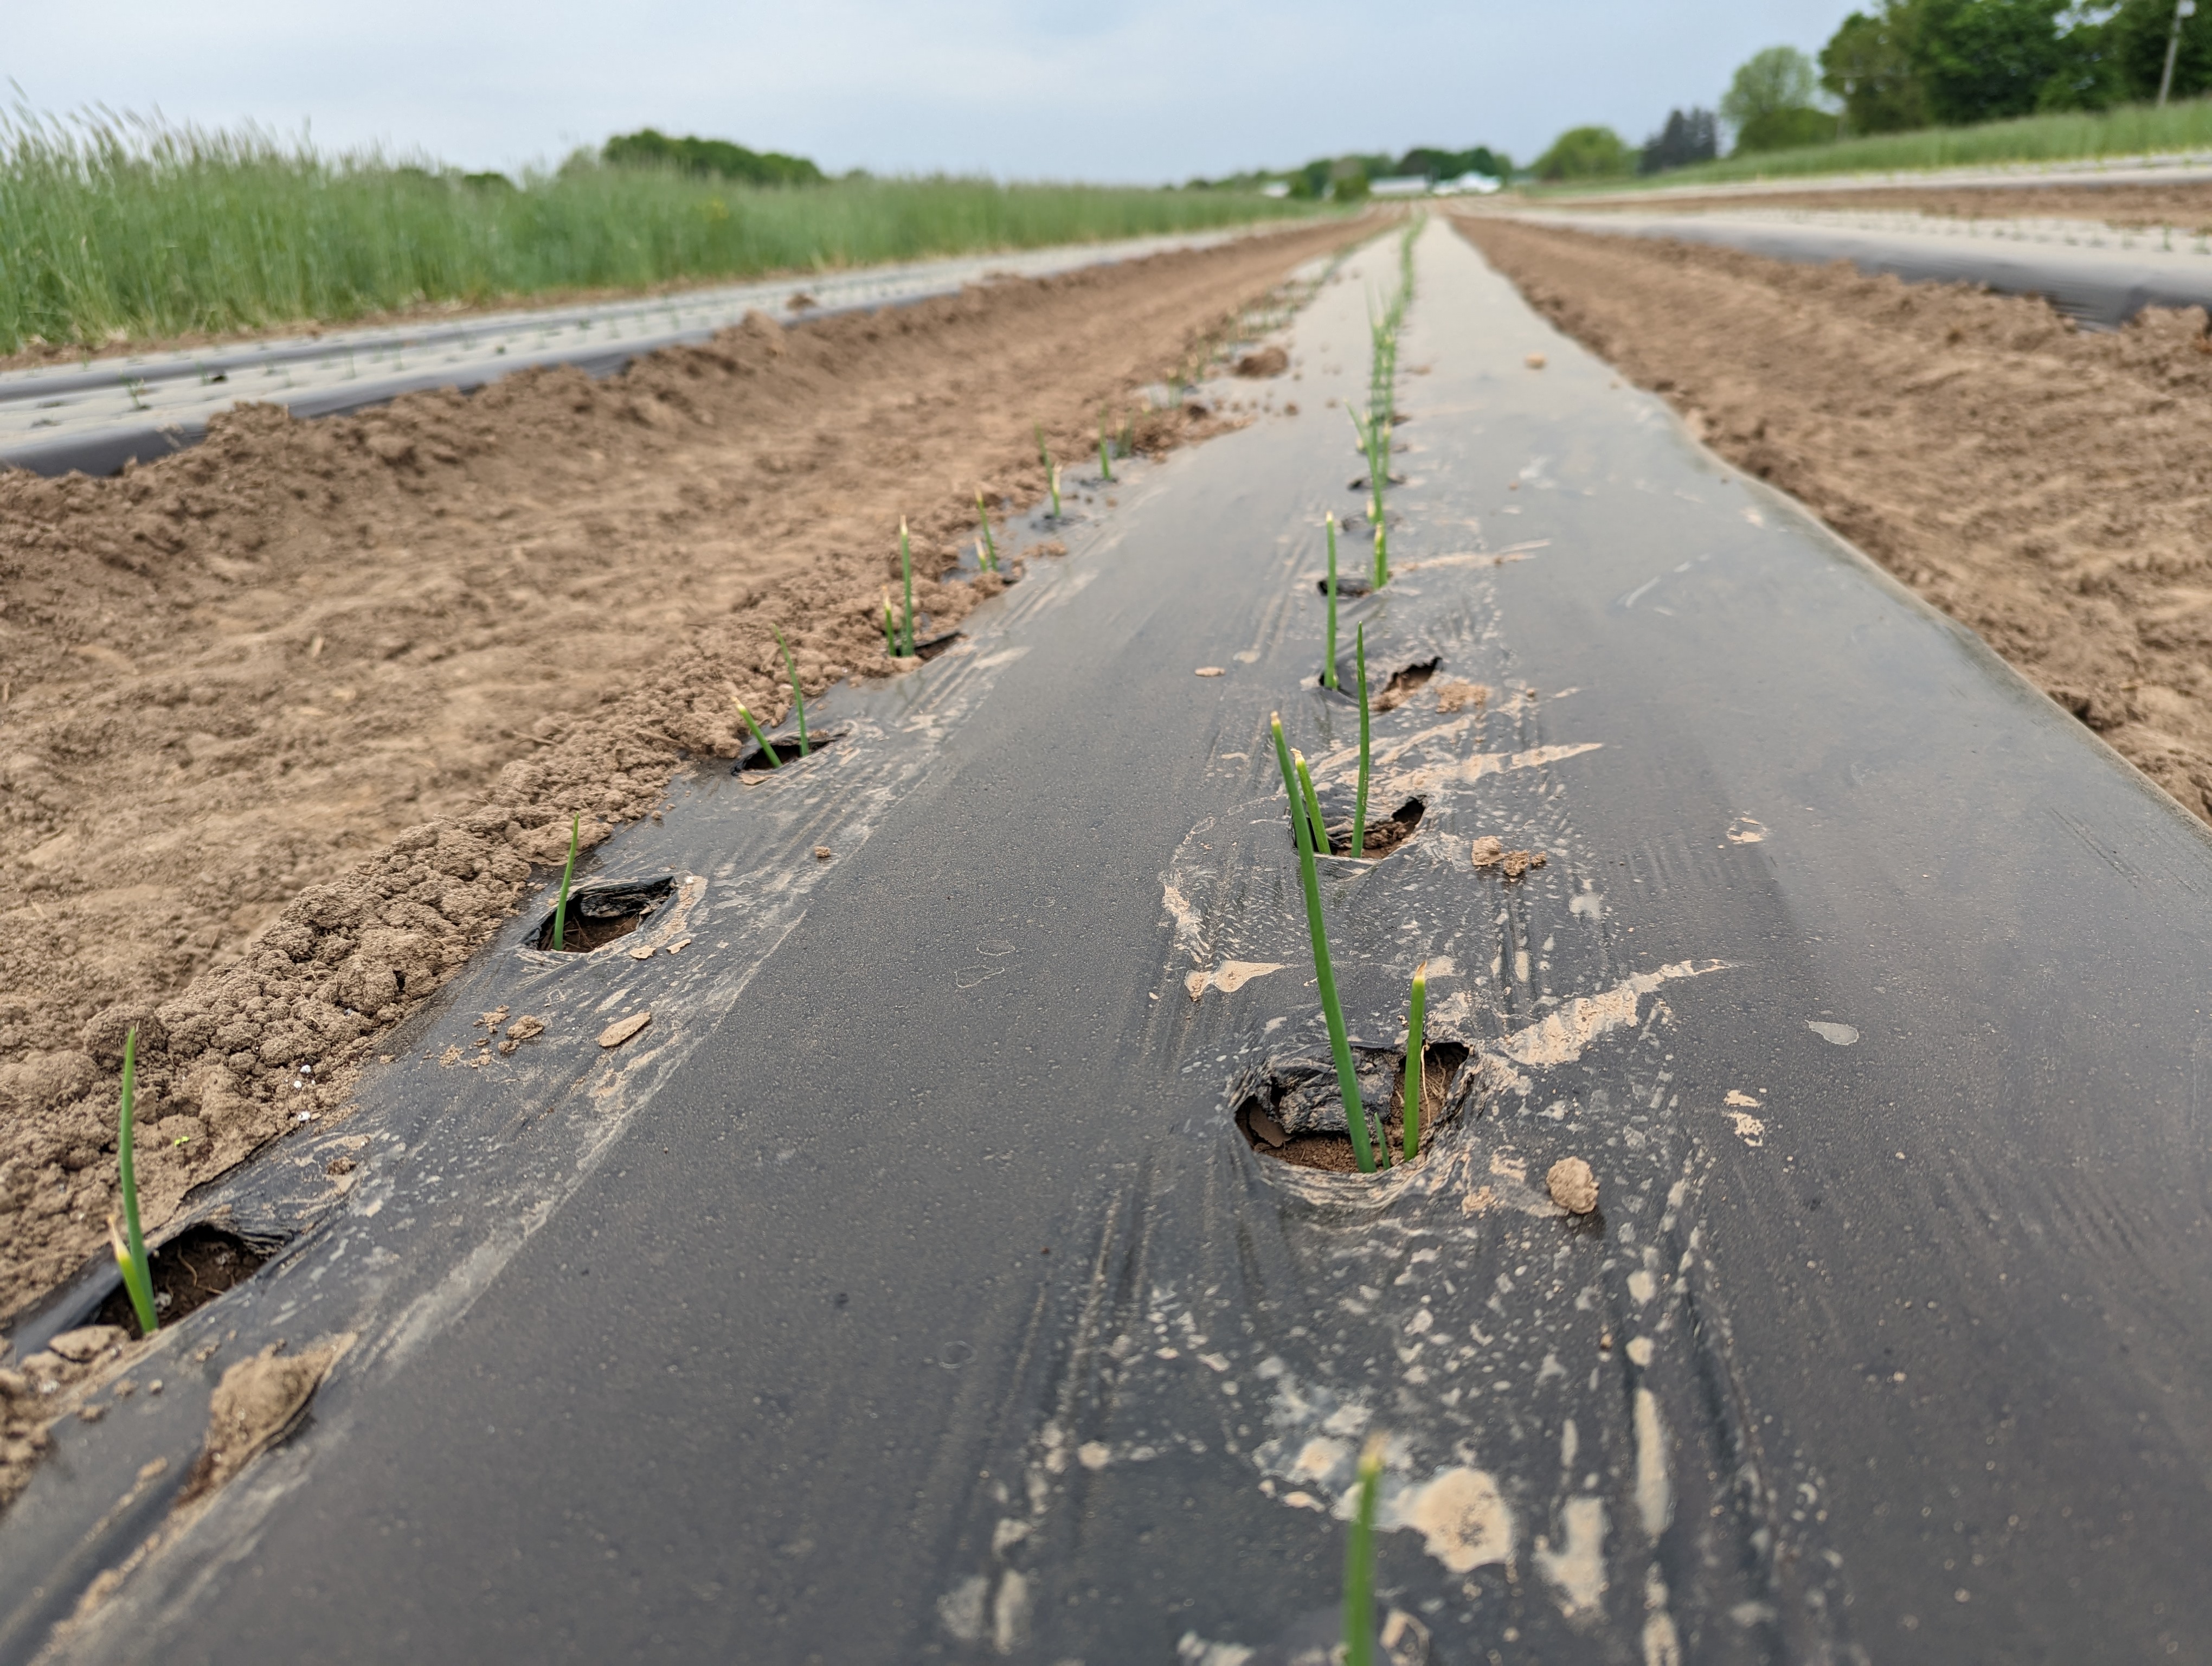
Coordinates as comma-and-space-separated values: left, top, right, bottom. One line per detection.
732, 696, 779, 768
551, 813, 579, 951
108, 1026, 157, 1337
975, 491, 998, 571
1324, 511, 1340, 691
882, 595, 900, 657
1354, 624, 1372, 858
1098, 411, 1115, 482
1271, 714, 1377, 1173
896, 519, 916, 658
1296, 749, 1329, 860
774, 627, 809, 755
1373, 517, 1387, 591
1402, 962, 1426, 1163
1343, 1434, 1386, 1666
1050, 460, 1062, 520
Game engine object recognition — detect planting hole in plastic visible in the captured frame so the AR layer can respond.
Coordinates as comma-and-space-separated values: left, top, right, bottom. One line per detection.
735, 723, 851, 774
911, 629, 965, 663
1237, 1044, 1470, 1172
93, 1223, 271, 1340
1375, 657, 1438, 710
1285, 797, 1427, 858
536, 876, 676, 952
1316, 574, 1376, 600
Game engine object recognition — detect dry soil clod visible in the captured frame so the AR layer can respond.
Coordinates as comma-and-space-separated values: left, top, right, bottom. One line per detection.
1547, 1156, 1599, 1215
596, 1012, 652, 1049
1471, 836, 1547, 878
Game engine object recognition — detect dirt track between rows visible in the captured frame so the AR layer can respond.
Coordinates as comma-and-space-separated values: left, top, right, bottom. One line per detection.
1455, 213, 2212, 836
0, 219, 1347, 1323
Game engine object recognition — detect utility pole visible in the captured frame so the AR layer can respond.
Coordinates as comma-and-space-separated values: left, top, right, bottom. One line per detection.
2160, 0, 2197, 107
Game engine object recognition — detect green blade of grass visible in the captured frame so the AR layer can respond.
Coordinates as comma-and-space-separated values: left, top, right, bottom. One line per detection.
1343, 1433, 1385, 1666
110, 1025, 157, 1336
551, 812, 579, 950
1403, 962, 1426, 1164
774, 627, 809, 754
1272, 715, 1375, 1174
1372, 518, 1387, 591
732, 697, 780, 768
897, 518, 915, 659
1354, 624, 1372, 858
1324, 511, 1340, 691
1098, 410, 1115, 482
1049, 459, 1061, 520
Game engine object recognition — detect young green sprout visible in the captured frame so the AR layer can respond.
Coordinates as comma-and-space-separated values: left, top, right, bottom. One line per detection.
1098, 411, 1114, 482
1372, 518, 1387, 592
1049, 460, 1062, 520
1324, 511, 1340, 691
1271, 713, 1377, 1174
1295, 749, 1330, 860
975, 490, 997, 571
551, 813, 580, 951
1343, 1433, 1387, 1666
774, 627, 809, 755
882, 594, 899, 657
1403, 962, 1427, 1164
108, 1025, 157, 1337
896, 519, 916, 658
1354, 624, 1372, 859
732, 696, 779, 768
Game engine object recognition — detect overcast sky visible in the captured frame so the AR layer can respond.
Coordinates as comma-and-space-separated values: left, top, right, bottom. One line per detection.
11, 1, 1859, 182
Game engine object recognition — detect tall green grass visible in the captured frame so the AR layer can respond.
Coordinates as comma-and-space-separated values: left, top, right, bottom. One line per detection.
1539, 97, 2212, 194
0, 107, 1323, 354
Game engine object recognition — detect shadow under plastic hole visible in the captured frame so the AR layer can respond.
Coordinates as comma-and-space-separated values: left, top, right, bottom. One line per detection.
93, 1223, 271, 1340
535, 876, 676, 952
1237, 1043, 1470, 1172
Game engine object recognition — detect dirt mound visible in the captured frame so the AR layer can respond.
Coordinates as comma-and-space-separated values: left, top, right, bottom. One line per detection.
1457, 213, 2212, 837
0, 222, 1345, 1319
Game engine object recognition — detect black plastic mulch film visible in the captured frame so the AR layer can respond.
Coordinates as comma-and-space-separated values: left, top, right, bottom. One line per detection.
7, 222, 2212, 1666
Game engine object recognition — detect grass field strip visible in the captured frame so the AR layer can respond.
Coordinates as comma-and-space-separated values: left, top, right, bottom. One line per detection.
0, 224, 1279, 475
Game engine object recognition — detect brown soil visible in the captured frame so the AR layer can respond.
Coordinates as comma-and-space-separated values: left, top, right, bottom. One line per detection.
0, 222, 1346, 1323
1456, 214, 2212, 837
1536, 181, 2212, 233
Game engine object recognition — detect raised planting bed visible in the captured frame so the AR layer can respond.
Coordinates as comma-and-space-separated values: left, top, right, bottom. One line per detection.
9, 220, 2212, 1666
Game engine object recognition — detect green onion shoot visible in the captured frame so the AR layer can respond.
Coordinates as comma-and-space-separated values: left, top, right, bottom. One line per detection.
774, 627, 809, 755
975, 490, 997, 571
551, 813, 579, 950
1296, 748, 1330, 859
732, 696, 779, 768
1343, 1433, 1386, 1666
1354, 624, 1372, 859
108, 1026, 157, 1336
1403, 962, 1426, 1164
1271, 714, 1375, 1174
897, 518, 916, 658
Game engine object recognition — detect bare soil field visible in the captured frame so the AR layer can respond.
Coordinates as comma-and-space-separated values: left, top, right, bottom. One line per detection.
0, 222, 1345, 1320
1558, 181, 2212, 231
1456, 215, 2212, 831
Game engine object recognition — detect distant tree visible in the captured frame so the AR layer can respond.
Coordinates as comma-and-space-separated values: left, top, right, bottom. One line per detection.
1721, 46, 1822, 131
1533, 126, 1636, 181
601, 129, 824, 188
1395, 144, 1512, 182
1821, 7, 1931, 134
2104, 0, 2212, 102
1910, 0, 2072, 123
1638, 108, 1719, 174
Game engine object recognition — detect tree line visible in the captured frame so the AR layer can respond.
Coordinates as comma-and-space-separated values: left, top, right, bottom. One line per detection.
1535, 0, 2212, 181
